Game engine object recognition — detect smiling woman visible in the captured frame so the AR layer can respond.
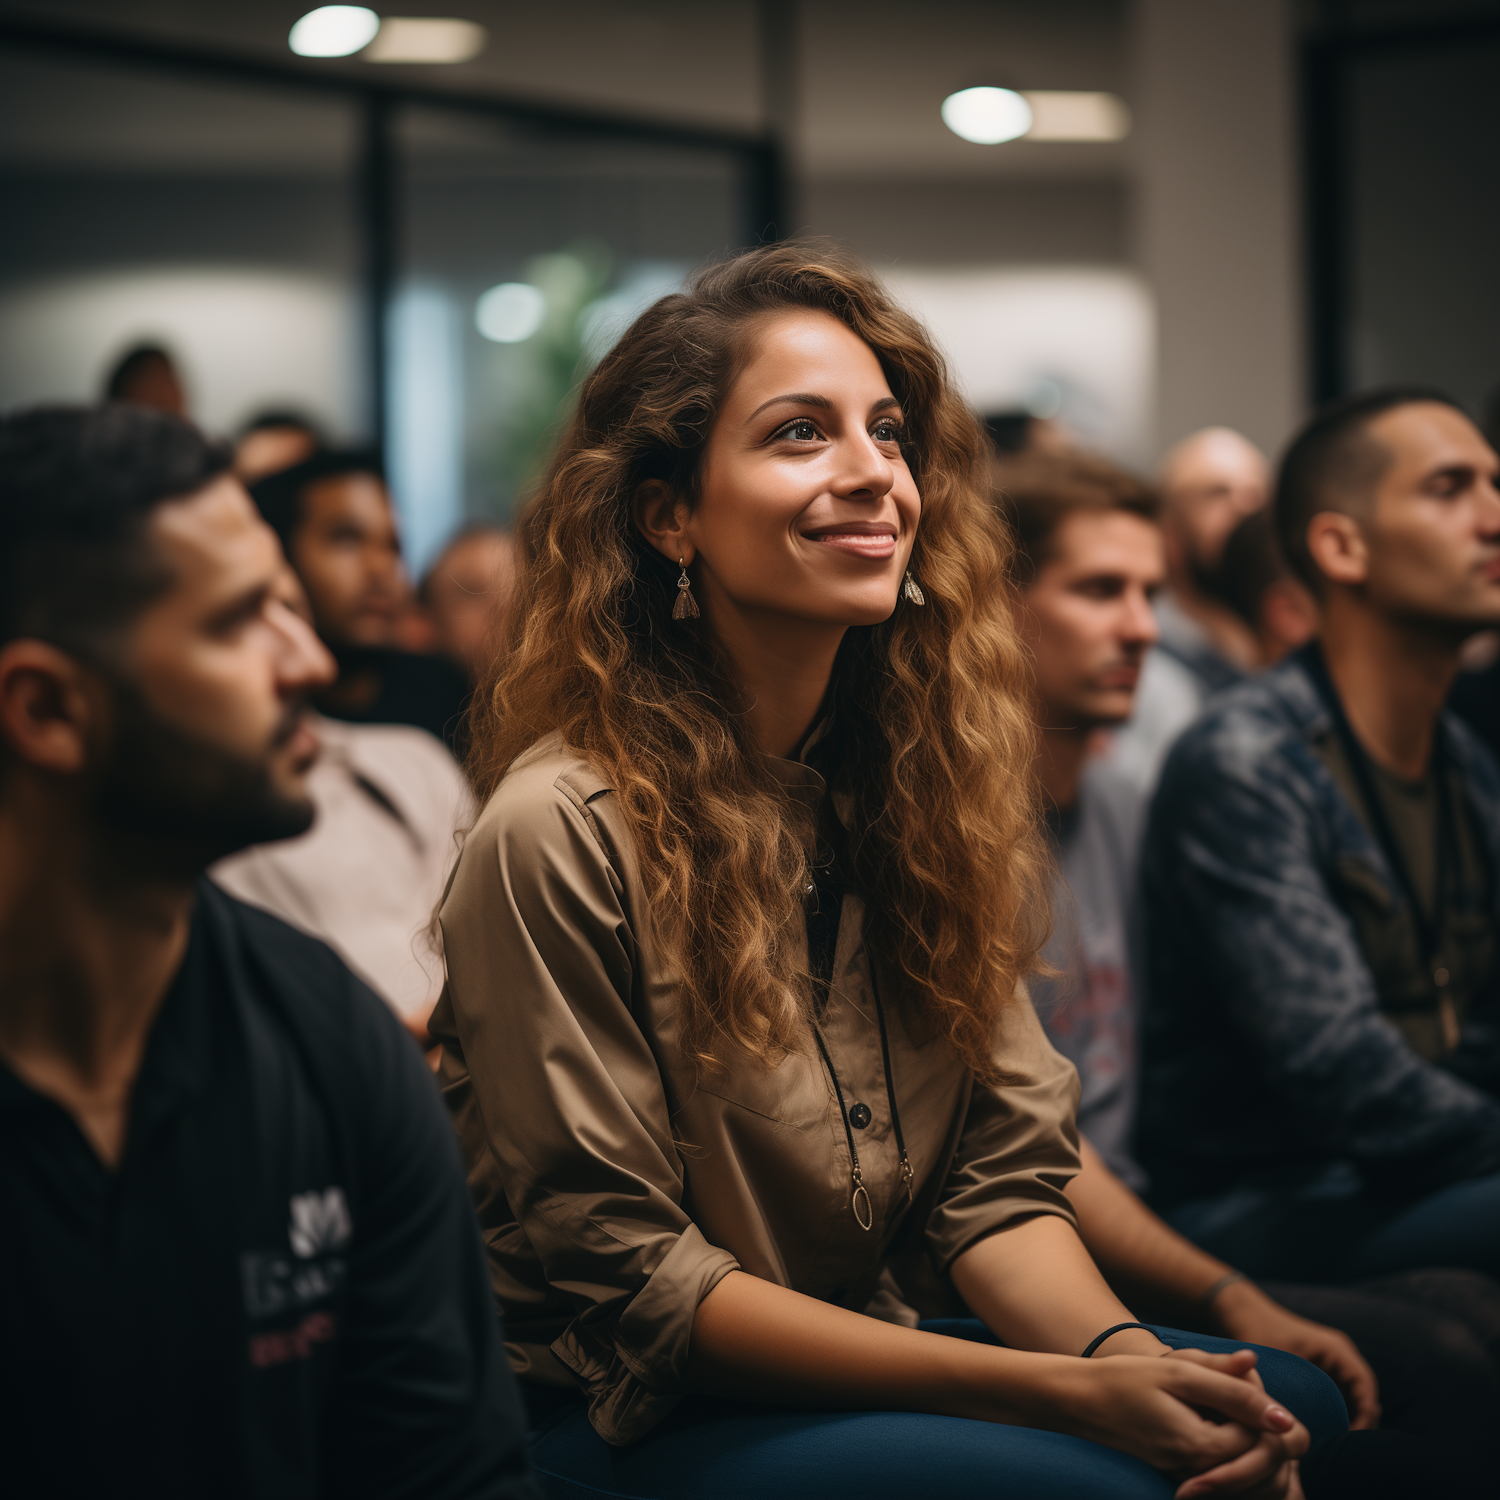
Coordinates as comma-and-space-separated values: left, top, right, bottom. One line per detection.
434, 243, 1330, 1500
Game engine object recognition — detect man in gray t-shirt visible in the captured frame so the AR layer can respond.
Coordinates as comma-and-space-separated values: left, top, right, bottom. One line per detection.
997, 451, 1500, 1461
1037, 759, 1148, 1186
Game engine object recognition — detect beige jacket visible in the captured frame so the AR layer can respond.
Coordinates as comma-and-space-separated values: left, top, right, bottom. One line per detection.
431, 733, 1080, 1445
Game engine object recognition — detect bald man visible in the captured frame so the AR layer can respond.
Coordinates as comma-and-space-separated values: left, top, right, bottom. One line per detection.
1106, 428, 1270, 794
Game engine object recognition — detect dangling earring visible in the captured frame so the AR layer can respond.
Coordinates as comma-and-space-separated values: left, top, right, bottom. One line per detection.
672, 556, 700, 620
903, 569, 925, 606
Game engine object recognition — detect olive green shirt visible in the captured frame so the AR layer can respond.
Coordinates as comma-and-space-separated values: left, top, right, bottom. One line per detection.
1317, 732, 1494, 1060
430, 733, 1081, 1445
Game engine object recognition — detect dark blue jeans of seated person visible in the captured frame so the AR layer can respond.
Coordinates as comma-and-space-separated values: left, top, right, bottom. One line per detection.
1164, 1166, 1500, 1285
524, 1321, 1348, 1500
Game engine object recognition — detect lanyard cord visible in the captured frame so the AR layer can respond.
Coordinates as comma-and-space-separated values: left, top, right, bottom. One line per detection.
810, 990, 913, 1233
1302, 643, 1457, 978
805, 815, 914, 1232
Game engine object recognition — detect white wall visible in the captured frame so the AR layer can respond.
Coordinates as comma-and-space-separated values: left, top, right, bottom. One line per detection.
0, 266, 363, 439
883, 267, 1157, 464
1130, 0, 1303, 459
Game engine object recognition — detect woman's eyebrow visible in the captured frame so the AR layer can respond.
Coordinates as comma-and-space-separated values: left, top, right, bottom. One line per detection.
743, 392, 902, 424
745, 392, 834, 423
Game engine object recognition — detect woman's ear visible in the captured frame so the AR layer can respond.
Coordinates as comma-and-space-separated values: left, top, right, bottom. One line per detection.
632, 479, 693, 565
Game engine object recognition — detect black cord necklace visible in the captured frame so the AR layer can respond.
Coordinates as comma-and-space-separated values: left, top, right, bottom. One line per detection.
805, 826, 914, 1232
1302, 642, 1459, 994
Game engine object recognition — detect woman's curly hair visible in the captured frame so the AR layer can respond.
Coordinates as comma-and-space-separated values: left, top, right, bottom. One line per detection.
467, 241, 1049, 1085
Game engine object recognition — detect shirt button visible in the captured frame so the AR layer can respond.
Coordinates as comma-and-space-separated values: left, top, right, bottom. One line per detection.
848, 1102, 872, 1130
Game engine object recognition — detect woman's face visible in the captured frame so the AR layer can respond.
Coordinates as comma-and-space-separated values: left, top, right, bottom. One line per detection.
670, 310, 922, 631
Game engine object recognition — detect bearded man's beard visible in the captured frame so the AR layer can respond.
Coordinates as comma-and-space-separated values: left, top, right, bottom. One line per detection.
90, 676, 316, 876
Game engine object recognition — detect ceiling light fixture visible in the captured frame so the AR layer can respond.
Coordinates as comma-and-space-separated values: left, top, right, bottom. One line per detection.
940, 87, 1032, 145
476, 283, 546, 343
364, 17, 488, 64
288, 6, 380, 58
1022, 92, 1131, 142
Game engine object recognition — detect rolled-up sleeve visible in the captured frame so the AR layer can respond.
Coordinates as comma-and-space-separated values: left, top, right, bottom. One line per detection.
924, 988, 1082, 1271
439, 766, 739, 1444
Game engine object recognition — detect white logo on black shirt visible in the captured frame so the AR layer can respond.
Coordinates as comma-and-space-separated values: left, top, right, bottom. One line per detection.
240, 1186, 353, 1319
289, 1187, 352, 1258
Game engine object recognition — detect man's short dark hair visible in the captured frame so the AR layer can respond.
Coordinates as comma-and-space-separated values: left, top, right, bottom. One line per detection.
0, 404, 232, 656
1217, 508, 1289, 629
992, 452, 1159, 587
1274, 385, 1467, 591
104, 344, 177, 403
248, 447, 385, 553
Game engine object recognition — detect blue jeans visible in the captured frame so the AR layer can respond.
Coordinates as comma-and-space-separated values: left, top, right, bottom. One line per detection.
1165, 1168, 1500, 1283
525, 1321, 1347, 1500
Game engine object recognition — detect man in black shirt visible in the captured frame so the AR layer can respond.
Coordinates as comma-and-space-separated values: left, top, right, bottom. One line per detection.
249, 450, 471, 752
0, 405, 538, 1499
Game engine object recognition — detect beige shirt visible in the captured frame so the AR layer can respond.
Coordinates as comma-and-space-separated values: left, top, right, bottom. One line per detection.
432, 733, 1080, 1445
212, 714, 472, 1024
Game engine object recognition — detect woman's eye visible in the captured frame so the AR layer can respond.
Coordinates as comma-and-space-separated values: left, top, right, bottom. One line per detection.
780, 420, 820, 442
872, 421, 902, 442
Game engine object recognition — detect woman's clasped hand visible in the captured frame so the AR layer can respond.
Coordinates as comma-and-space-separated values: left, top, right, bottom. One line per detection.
1057, 1345, 1307, 1499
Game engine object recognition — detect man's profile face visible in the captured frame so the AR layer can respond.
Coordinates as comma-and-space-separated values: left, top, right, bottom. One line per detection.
93, 477, 336, 864
1358, 402, 1500, 632
425, 530, 515, 681
289, 473, 405, 650
1161, 430, 1268, 583
1020, 509, 1166, 731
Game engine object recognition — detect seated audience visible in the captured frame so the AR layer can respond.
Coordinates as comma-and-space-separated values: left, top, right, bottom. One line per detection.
1215, 508, 1319, 668
1141, 387, 1500, 1283
103, 341, 188, 416
1110, 427, 1269, 794
430, 243, 1422, 1500
211, 570, 472, 1045
0, 404, 536, 1498
250, 449, 471, 751
235, 407, 322, 484
1002, 452, 1500, 1490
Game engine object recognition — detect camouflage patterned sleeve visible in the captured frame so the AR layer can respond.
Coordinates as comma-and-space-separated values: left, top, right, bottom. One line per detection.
1141, 709, 1500, 1194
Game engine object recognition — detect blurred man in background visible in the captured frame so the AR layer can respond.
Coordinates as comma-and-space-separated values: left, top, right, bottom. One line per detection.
211, 567, 471, 1047
1216, 507, 1319, 669
250, 449, 470, 752
234, 408, 322, 485
103, 342, 188, 417
417, 526, 516, 686
1003, 450, 1500, 1487
1110, 427, 1269, 794
0, 404, 537, 1498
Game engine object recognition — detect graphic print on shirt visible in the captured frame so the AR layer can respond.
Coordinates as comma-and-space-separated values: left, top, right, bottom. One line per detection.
240, 1187, 352, 1366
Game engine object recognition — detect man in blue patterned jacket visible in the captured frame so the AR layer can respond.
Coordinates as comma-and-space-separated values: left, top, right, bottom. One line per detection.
1140, 387, 1500, 1282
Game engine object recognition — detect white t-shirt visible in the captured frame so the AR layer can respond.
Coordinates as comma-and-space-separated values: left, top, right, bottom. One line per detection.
211, 714, 473, 1025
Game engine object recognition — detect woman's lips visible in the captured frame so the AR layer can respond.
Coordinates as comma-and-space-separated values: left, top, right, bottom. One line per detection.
805, 530, 898, 560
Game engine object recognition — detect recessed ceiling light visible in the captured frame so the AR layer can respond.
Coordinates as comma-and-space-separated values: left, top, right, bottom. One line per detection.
288, 6, 380, 58
364, 17, 488, 64
940, 87, 1032, 145
1022, 92, 1131, 142
476, 283, 546, 343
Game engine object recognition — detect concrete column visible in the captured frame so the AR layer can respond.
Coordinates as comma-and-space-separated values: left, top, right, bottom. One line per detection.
1130, 0, 1304, 459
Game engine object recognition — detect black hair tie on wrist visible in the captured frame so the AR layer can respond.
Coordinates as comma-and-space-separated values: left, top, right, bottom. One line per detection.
1080, 1322, 1159, 1359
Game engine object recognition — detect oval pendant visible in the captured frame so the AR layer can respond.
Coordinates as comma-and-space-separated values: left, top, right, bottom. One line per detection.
851, 1180, 873, 1231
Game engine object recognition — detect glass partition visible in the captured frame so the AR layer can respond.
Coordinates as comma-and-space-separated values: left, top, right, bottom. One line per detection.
389, 105, 747, 570
0, 33, 772, 576
0, 44, 365, 438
